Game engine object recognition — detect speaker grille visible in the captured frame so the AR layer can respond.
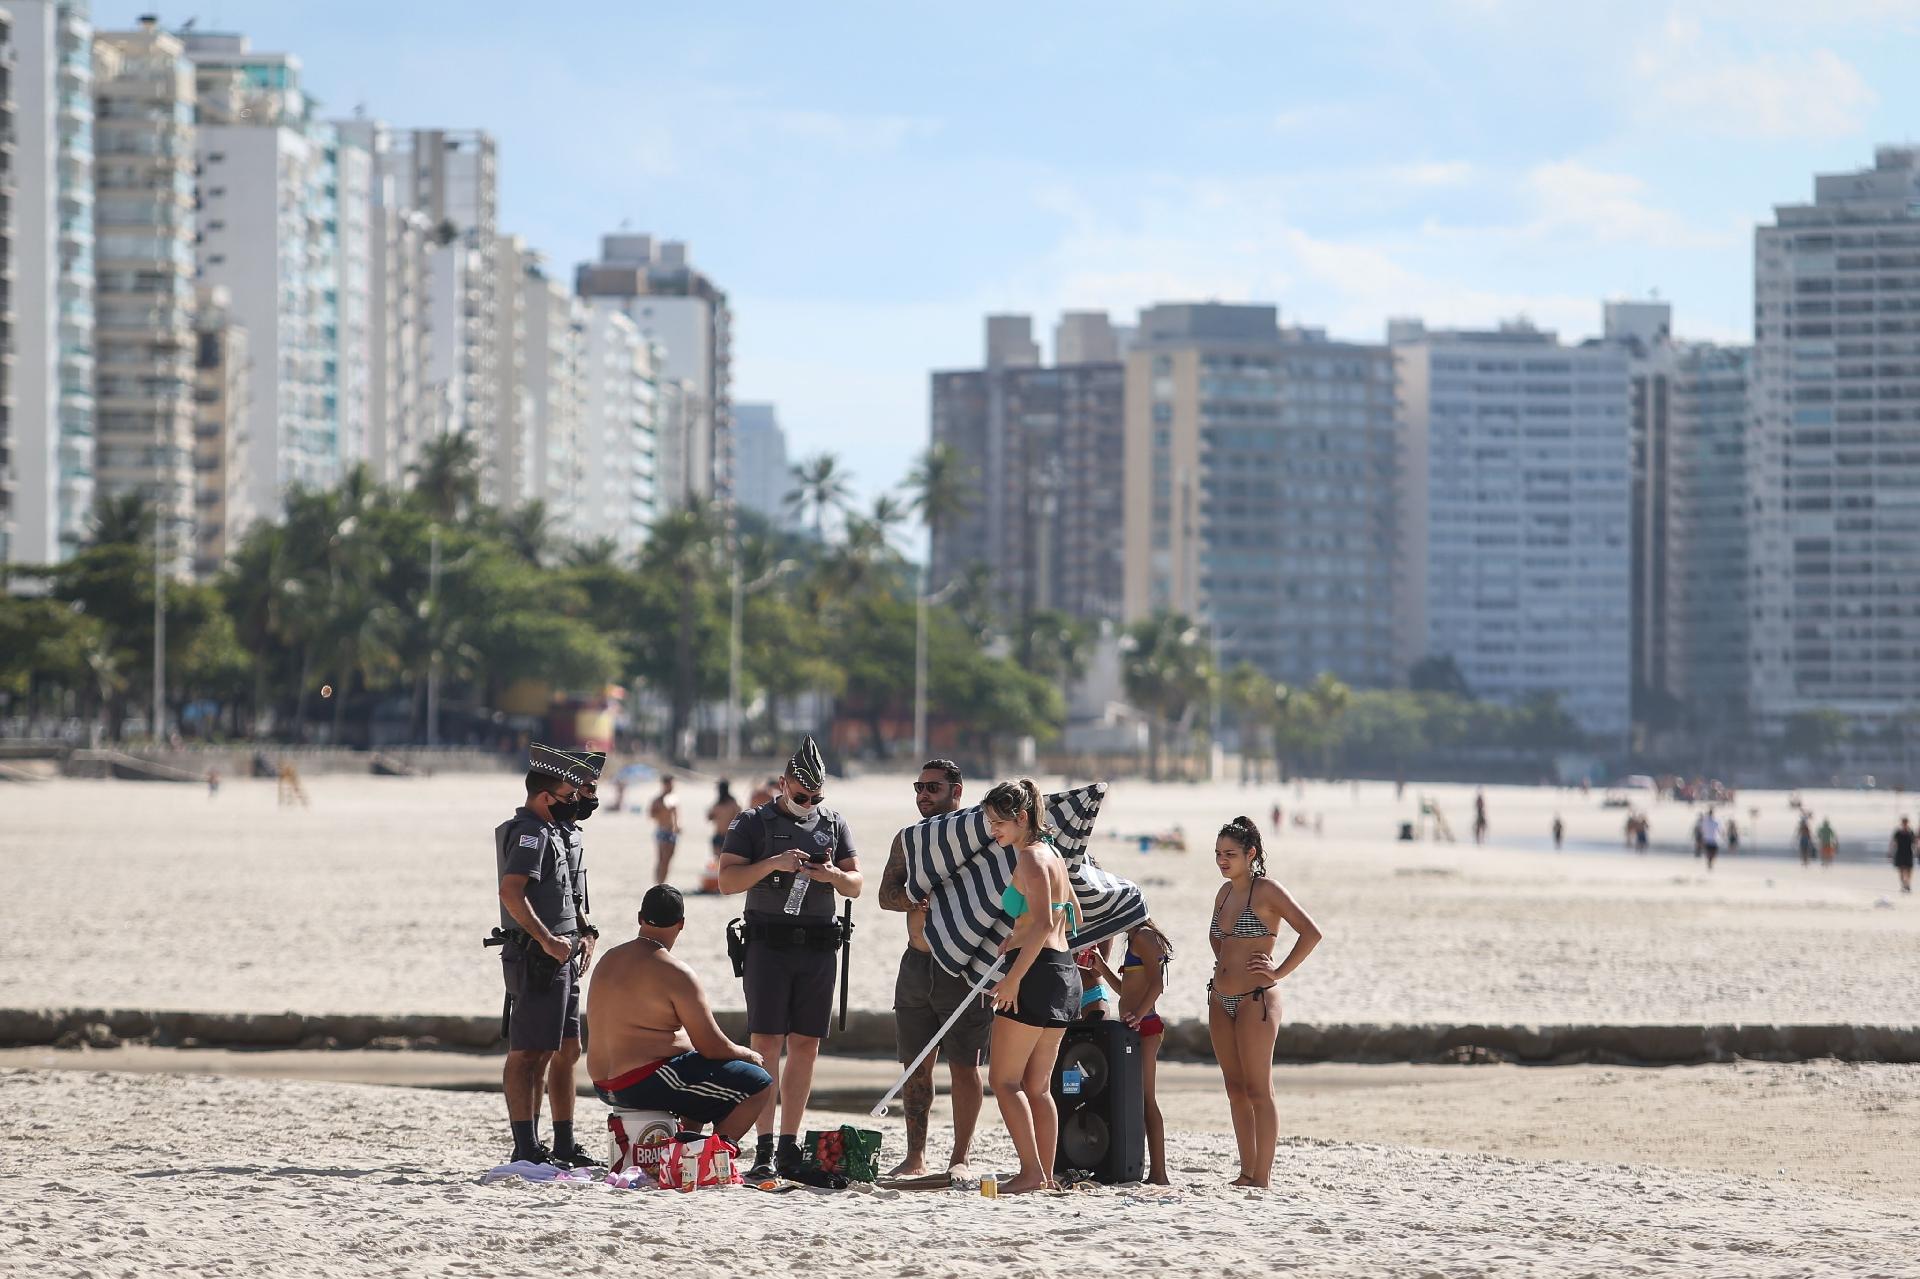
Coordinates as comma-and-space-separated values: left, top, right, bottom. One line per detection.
1060, 1108, 1111, 1168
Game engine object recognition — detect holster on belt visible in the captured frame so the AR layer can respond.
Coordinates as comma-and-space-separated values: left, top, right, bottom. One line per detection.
725, 917, 748, 978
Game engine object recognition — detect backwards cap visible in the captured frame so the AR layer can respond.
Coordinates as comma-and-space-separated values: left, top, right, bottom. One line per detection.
788, 736, 826, 791
529, 743, 594, 787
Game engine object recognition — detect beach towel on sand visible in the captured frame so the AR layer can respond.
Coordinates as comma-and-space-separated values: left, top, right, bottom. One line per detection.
900, 782, 1146, 983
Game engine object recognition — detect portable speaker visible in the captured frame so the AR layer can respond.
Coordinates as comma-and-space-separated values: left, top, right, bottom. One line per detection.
1050, 1018, 1145, 1184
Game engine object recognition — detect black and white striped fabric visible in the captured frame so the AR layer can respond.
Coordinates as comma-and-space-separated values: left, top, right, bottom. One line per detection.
901, 782, 1148, 982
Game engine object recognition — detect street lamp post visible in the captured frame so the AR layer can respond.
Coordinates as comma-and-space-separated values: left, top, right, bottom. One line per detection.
152, 514, 166, 742
913, 568, 961, 759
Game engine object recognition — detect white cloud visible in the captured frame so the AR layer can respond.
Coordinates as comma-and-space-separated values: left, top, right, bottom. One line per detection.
1632, 17, 1875, 140
763, 110, 940, 151
1389, 161, 1475, 188
1520, 160, 1736, 249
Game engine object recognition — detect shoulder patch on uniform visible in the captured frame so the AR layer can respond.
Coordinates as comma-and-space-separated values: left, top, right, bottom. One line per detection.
727, 816, 742, 831
519, 833, 541, 848
813, 829, 832, 846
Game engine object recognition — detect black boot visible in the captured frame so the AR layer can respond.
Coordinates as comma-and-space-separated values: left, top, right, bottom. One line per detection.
745, 1134, 777, 1183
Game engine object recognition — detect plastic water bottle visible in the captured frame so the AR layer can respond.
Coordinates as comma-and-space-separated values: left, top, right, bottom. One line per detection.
783, 847, 831, 914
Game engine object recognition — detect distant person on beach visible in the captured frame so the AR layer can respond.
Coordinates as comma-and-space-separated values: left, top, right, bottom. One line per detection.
1699, 809, 1722, 870
1726, 818, 1740, 857
1623, 812, 1636, 849
1551, 815, 1564, 850
1891, 818, 1915, 894
750, 777, 777, 808
494, 744, 592, 1166
648, 776, 680, 886
709, 779, 743, 867
1636, 815, 1650, 853
277, 762, 307, 808
876, 757, 988, 1182
587, 885, 772, 1157
1797, 814, 1816, 867
985, 778, 1082, 1195
1208, 816, 1323, 1189
1116, 919, 1174, 1185
1271, 802, 1282, 832
206, 768, 219, 798
1818, 817, 1839, 866
1472, 790, 1488, 844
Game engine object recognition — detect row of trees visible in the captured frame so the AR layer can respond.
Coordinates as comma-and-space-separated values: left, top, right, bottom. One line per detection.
0, 436, 1079, 768
1114, 616, 1589, 780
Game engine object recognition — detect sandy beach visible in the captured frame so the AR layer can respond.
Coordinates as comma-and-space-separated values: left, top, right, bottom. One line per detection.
4, 1060, 1918, 1278
4, 772, 1917, 1026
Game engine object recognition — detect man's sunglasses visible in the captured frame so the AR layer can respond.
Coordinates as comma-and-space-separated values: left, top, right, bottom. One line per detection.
912, 781, 950, 794
789, 789, 825, 807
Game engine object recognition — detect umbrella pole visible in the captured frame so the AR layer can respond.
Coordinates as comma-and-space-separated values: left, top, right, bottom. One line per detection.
868, 956, 1006, 1117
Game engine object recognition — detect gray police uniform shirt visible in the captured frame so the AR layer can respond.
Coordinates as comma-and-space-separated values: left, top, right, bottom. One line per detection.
494, 807, 577, 934
722, 800, 856, 921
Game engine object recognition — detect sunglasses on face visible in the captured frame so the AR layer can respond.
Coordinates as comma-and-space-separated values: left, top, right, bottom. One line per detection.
789, 789, 824, 807
912, 781, 949, 794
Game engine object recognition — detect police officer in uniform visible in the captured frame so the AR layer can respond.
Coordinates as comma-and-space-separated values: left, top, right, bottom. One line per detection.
543, 749, 606, 1168
718, 736, 862, 1182
494, 743, 593, 1166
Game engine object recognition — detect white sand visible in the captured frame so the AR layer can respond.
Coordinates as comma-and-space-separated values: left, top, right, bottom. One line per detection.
4, 1065, 1916, 1278
5, 773, 1917, 1026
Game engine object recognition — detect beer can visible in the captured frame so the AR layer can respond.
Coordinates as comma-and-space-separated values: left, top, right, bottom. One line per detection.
980, 1174, 998, 1198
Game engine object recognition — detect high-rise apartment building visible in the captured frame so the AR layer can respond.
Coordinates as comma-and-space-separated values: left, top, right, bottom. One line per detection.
92, 18, 194, 576
1054, 311, 1129, 366
522, 260, 584, 519
1123, 303, 1401, 688
191, 283, 248, 576
334, 118, 435, 488
731, 402, 790, 528
1752, 147, 1920, 729
8, 0, 94, 566
488, 232, 531, 506
931, 313, 1127, 622
1609, 300, 1751, 740
0, 9, 14, 562
1394, 318, 1632, 740
184, 30, 339, 525
373, 128, 502, 492
575, 233, 732, 507
578, 301, 657, 553
330, 128, 373, 477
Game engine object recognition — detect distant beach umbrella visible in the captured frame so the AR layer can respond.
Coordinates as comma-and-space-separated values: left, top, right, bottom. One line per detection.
901, 782, 1147, 981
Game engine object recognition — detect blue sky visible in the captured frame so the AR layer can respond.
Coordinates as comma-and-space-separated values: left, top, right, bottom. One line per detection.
96, 0, 1920, 521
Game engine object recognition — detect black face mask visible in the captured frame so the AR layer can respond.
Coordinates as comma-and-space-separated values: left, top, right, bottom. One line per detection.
575, 794, 600, 822
548, 797, 580, 825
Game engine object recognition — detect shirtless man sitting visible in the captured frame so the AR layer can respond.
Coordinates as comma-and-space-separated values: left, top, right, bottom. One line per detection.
586, 885, 773, 1151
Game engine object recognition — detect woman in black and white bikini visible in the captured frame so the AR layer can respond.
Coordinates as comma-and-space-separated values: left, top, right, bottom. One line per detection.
1207, 815, 1322, 1188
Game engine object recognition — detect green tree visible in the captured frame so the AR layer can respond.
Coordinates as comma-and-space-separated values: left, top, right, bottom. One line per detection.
408, 430, 482, 524
785, 452, 854, 541
1784, 708, 1849, 762
906, 441, 977, 582
1410, 654, 1472, 698
1120, 612, 1214, 780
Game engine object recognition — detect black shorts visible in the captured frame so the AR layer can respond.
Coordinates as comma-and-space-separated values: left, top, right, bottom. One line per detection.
594, 1051, 772, 1125
994, 948, 1081, 1029
744, 940, 837, 1039
1896, 852, 1915, 869
893, 948, 992, 1065
502, 943, 579, 1052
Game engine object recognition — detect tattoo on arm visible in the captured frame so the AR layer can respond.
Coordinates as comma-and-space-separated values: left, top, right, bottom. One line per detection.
877, 836, 913, 913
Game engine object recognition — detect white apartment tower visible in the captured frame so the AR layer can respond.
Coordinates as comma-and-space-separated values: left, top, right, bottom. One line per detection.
522, 259, 585, 519
191, 283, 249, 576
333, 117, 436, 487
7, 0, 95, 565
91, 18, 195, 576
183, 31, 339, 526
578, 303, 658, 552
1752, 147, 1920, 729
0, 8, 16, 561
575, 233, 732, 508
731, 402, 790, 528
1394, 319, 1632, 741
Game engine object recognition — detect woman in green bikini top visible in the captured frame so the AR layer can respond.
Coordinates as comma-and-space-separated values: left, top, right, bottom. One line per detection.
982, 777, 1082, 1195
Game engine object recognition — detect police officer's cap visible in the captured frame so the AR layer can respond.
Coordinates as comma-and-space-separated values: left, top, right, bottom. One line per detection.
566, 750, 607, 782
529, 742, 594, 787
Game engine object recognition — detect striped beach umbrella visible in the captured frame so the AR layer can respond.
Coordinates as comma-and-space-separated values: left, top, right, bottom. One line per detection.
901, 782, 1148, 982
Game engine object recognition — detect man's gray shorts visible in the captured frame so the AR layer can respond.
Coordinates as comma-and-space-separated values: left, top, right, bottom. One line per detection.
744, 941, 836, 1039
502, 945, 579, 1052
893, 948, 991, 1066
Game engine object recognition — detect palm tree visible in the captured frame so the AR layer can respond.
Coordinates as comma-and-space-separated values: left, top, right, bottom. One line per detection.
86, 491, 154, 549
867, 493, 911, 548
1119, 612, 1214, 780
785, 452, 854, 541
906, 442, 976, 586
493, 499, 554, 567
564, 536, 622, 570
409, 430, 482, 524
641, 503, 724, 765
1224, 662, 1283, 783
